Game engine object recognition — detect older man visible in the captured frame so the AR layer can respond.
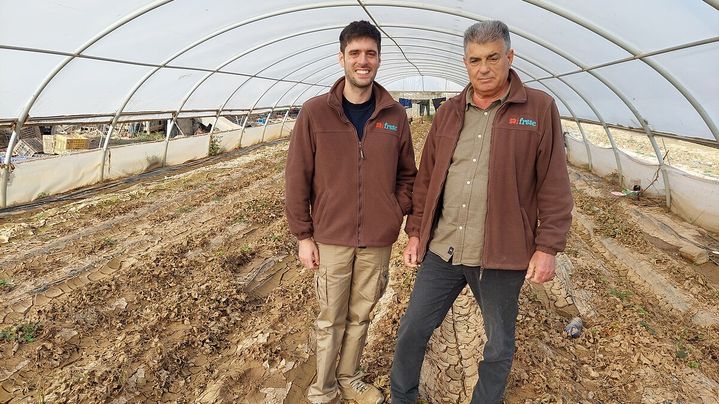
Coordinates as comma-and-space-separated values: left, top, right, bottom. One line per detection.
390, 20, 573, 403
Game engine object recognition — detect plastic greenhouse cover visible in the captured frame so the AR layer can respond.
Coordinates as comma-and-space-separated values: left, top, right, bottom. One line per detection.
0, 0, 716, 144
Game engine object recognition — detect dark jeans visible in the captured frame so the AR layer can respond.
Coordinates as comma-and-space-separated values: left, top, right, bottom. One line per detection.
390, 251, 526, 404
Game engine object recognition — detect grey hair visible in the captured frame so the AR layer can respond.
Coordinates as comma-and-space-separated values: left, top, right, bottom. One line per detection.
463, 20, 511, 52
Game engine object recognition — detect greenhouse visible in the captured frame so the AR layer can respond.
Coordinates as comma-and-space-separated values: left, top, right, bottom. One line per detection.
1, 1, 718, 403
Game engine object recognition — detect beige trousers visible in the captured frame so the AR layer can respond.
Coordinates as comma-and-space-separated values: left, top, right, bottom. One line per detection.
307, 243, 392, 403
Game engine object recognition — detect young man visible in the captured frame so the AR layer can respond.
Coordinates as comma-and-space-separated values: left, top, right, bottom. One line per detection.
284, 20, 417, 404
391, 21, 573, 403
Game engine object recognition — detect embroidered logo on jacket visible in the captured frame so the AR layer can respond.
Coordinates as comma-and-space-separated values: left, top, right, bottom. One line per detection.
376, 122, 398, 131
508, 117, 537, 127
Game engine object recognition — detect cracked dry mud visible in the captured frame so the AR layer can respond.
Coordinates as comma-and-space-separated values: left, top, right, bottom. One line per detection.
1, 121, 718, 403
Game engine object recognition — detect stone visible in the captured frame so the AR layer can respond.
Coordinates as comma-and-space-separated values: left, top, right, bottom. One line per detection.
110, 297, 128, 311
127, 367, 146, 390
55, 328, 79, 344
679, 245, 709, 265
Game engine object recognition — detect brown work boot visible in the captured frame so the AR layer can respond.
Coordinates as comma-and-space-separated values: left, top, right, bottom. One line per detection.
339, 379, 385, 404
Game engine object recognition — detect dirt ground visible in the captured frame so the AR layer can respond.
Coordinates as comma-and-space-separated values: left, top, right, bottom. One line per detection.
1, 120, 719, 403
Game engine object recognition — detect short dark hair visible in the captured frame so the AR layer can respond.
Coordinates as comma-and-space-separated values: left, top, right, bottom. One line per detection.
339, 20, 381, 54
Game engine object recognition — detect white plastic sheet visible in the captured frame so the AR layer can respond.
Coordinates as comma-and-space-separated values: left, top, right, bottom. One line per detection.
587, 143, 618, 178
4, 120, 294, 206
617, 151, 665, 196
565, 136, 590, 168
166, 135, 210, 166
2, 0, 718, 221
7, 150, 103, 205
668, 167, 719, 232
1, 0, 716, 143
106, 141, 166, 180
566, 134, 719, 231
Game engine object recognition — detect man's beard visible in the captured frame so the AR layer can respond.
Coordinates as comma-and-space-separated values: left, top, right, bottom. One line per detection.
345, 64, 374, 89
346, 75, 373, 89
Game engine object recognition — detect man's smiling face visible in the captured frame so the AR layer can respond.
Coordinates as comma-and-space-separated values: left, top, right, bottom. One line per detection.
339, 36, 380, 90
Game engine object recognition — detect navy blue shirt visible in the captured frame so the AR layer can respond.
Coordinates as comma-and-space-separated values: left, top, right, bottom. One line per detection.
342, 94, 375, 140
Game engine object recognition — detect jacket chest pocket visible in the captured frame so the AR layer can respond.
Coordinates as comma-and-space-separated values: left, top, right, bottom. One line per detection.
364, 131, 400, 159
494, 125, 540, 138
494, 126, 540, 165
314, 130, 356, 154
369, 126, 401, 138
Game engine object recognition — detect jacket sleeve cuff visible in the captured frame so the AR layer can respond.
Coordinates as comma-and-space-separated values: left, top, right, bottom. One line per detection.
295, 232, 313, 241
400, 201, 412, 215
405, 228, 420, 238
536, 245, 559, 255
395, 193, 412, 215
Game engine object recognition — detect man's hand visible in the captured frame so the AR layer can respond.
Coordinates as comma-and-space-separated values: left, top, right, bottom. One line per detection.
525, 250, 556, 284
298, 238, 320, 269
403, 236, 420, 267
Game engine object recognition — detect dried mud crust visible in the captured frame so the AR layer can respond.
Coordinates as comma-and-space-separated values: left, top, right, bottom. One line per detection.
0, 121, 718, 403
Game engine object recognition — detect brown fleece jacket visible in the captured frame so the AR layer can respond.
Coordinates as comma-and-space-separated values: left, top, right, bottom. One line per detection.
405, 69, 573, 269
285, 77, 417, 247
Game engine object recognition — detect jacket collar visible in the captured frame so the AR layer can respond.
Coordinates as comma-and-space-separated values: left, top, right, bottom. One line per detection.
327, 77, 396, 120
451, 68, 527, 113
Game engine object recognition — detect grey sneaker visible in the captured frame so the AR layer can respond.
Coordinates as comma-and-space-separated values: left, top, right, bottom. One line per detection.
339, 379, 384, 404
310, 395, 341, 404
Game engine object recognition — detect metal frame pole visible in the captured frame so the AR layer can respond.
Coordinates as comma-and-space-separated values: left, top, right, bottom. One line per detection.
162, 118, 176, 167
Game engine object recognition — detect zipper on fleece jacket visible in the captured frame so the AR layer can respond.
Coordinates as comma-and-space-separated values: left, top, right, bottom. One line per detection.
334, 99, 394, 246
356, 119, 374, 245
357, 138, 363, 245
336, 109, 367, 246
357, 118, 373, 245
480, 102, 509, 267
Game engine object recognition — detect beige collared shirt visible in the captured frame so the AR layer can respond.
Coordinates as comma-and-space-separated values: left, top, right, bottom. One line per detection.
428, 86, 509, 266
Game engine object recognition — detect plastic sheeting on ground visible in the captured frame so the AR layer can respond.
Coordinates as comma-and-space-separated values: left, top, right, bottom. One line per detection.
668, 167, 719, 232
565, 134, 719, 232
6, 122, 293, 207
166, 135, 210, 166
106, 141, 165, 180
8, 149, 103, 206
